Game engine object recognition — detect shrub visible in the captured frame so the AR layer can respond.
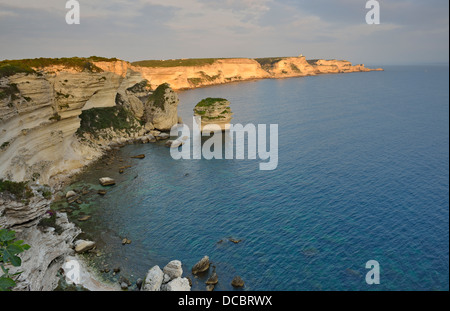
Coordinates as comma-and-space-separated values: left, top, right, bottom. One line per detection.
0, 229, 30, 291
76, 105, 138, 137
148, 83, 171, 111
0, 179, 33, 200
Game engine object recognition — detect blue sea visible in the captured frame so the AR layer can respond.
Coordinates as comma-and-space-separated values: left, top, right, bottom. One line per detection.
63, 66, 449, 291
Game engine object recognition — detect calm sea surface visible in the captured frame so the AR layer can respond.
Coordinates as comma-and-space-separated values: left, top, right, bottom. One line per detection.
61, 66, 449, 291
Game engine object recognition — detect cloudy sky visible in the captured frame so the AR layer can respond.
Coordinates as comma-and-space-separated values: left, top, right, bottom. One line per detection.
0, 0, 448, 65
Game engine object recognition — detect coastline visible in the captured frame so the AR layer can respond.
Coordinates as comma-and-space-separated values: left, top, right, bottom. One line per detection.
1, 57, 384, 291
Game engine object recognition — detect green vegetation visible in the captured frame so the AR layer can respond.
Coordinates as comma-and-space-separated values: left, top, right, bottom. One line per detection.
38, 210, 63, 234
306, 59, 319, 66
0, 56, 119, 78
0, 179, 33, 200
37, 185, 52, 200
148, 83, 171, 111
254, 57, 288, 70
76, 105, 138, 138
132, 58, 223, 68
188, 78, 203, 86
199, 71, 221, 82
0, 84, 20, 101
0, 229, 31, 291
0, 141, 10, 150
290, 64, 301, 73
195, 97, 228, 108
49, 113, 62, 122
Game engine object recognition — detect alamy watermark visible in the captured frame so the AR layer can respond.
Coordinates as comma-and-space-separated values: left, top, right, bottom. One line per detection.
66, 0, 80, 25
62, 259, 81, 285
366, 0, 380, 25
365, 260, 381, 285
169, 117, 279, 171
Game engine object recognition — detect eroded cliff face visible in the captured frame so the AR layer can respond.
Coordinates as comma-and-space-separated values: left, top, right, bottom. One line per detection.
131, 56, 383, 90
0, 61, 180, 186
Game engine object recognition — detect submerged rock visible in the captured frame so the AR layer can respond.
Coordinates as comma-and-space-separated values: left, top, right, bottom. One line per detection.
121, 238, 132, 245
206, 271, 218, 285
231, 276, 245, 288
131, 154, 145, 159
192, 256, 210, 275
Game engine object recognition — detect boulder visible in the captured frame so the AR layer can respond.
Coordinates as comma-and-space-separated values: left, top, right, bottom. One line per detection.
163, 260, 183, 281
206, 271, 218, 285
65, 190, 77, 199
231, 276, 244, 288
131, 154, 145, 159
158, 133, 170, 140
74, 240, 96, 254
192, 256, 210, 275
165, 140, 183, 148
161, 277, 191, 291
142, 265, 164, 291
99, 177, 115, 186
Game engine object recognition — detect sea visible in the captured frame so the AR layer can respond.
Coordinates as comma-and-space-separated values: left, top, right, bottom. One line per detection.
58, 65, 449, 291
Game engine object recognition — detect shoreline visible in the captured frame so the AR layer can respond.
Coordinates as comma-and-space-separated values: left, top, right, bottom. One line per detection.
2, 63, 384, 291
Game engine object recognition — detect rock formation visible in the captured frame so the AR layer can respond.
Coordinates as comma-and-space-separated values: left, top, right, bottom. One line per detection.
0, 59, 181, 185
144, 83, 180, 131
194, 98, 233, 131
142, 260, 191, 291
131, 55, 384, 90
192, 256, 210, 275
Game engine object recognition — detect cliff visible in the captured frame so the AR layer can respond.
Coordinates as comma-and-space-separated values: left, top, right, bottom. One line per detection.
0, 58, 180, 185
131, 55, 383, 90
0, 54, 382, 185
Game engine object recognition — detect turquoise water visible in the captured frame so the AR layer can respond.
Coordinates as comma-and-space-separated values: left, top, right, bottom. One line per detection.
65, 66, 449, 291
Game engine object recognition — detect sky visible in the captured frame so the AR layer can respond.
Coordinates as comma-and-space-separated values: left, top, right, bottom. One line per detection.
0, 0, 448, 65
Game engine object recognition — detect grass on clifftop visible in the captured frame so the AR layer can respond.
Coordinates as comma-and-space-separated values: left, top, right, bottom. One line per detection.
0, 56, 118, 78
195, 98, 228, 108
132, 58, 223, 68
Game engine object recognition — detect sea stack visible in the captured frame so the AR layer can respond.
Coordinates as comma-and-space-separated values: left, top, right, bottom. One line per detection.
193, 98, 233, 132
